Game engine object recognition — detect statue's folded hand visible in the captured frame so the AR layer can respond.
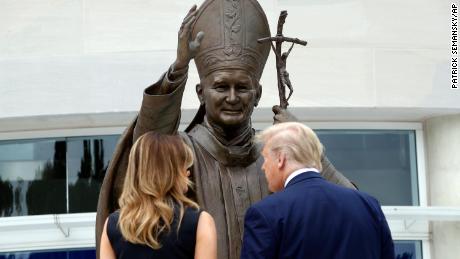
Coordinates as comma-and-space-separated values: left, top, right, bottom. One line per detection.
272, 105, 298, 124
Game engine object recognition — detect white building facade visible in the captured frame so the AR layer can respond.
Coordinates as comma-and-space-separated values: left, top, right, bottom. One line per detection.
0, 0, 459, 258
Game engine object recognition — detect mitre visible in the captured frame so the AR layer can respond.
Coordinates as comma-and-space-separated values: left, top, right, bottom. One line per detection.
192, 0, 271, 80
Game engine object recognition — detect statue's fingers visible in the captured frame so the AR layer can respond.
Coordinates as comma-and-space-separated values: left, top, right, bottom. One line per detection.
272, 105, 283, 114
182, 15, 196, 33
195, 31, 205, 43
183, 5, 197, 21
273, 115, 282, 124
182, 8, 198, 26
179, 16, 196, 40
189, 31, 204, 54
190, 31, 205, 51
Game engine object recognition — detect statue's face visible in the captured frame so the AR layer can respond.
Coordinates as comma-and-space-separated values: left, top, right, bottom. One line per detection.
197, 69, 261, 128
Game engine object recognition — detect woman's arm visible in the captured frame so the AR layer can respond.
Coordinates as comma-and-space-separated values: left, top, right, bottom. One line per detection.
100, 218, 116, 259
194, 211, 217, 259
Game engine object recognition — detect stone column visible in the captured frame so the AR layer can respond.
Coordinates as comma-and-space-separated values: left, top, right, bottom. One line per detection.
425, 114, 460, 259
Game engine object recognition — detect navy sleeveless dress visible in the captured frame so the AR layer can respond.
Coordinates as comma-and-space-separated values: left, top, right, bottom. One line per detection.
107, 206, 202, 259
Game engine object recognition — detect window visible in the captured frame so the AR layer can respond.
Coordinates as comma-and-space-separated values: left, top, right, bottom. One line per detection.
316, 130, 419, 206
0, 248, 95, 259
0, 123, 430, 259
0, 138, 67, 216
0, 242, 423, 259
0, 135, 119, 217
67, 136, 119, 213
395, 241, 423, 259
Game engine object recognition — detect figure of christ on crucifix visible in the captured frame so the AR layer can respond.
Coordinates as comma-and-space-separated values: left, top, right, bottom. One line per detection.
258, 10, 307, 108
279, 42, 295, 102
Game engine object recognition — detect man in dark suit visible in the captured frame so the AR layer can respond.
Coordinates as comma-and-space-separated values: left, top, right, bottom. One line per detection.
241, 122, 395, 259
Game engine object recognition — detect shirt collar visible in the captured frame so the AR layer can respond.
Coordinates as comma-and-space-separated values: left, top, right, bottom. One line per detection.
284, 167, 320, 187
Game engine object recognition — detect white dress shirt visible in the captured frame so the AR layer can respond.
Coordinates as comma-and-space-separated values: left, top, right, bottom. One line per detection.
284, 167, 320, 188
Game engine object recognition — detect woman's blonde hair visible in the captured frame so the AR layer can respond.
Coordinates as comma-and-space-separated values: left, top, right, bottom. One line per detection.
118, 132, 198, 249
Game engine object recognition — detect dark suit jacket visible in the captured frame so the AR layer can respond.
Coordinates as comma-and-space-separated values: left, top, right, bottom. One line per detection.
241, 171, 395, 259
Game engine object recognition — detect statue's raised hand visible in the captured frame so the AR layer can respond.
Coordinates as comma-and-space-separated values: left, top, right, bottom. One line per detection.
174, 5, 205, 70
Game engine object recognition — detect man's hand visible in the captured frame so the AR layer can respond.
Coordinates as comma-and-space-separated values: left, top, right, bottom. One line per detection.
272, 105, 298, 124
174, 5, 205, 70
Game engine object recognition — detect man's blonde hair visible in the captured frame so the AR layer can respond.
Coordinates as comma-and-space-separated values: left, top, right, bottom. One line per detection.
118, 132, 198, 249
257, 122, 323, 171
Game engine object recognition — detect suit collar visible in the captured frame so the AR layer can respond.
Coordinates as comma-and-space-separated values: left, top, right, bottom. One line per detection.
284, 168, 320, 187
285, 171, 323, 188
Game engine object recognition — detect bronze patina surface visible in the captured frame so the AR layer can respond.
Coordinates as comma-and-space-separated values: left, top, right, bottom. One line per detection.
96, 1, 356, 259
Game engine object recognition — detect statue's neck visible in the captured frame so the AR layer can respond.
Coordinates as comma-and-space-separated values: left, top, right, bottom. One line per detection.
203, 117, 253, 146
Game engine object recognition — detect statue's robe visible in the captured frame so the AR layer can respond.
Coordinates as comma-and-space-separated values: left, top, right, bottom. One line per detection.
96, 67, 355, 259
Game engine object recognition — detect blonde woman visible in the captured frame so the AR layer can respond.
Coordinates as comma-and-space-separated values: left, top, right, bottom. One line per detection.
100, 132, 217, 259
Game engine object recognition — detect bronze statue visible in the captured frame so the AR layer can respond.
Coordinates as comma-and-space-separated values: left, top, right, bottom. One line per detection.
96, 1, 355, 259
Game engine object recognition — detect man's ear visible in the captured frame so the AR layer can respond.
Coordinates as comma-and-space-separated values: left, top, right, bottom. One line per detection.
254, 82, 262, 107
277, 152, 286, 170
196, 83, 204, 105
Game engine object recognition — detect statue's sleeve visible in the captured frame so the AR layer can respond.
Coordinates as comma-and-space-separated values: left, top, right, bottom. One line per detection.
95, 65, 188, 259
133, 65, 188, 141
321, 153, 357, 190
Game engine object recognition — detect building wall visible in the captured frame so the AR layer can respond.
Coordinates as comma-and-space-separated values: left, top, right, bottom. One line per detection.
425, 114, 460, 259
0, 0, 458, 120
